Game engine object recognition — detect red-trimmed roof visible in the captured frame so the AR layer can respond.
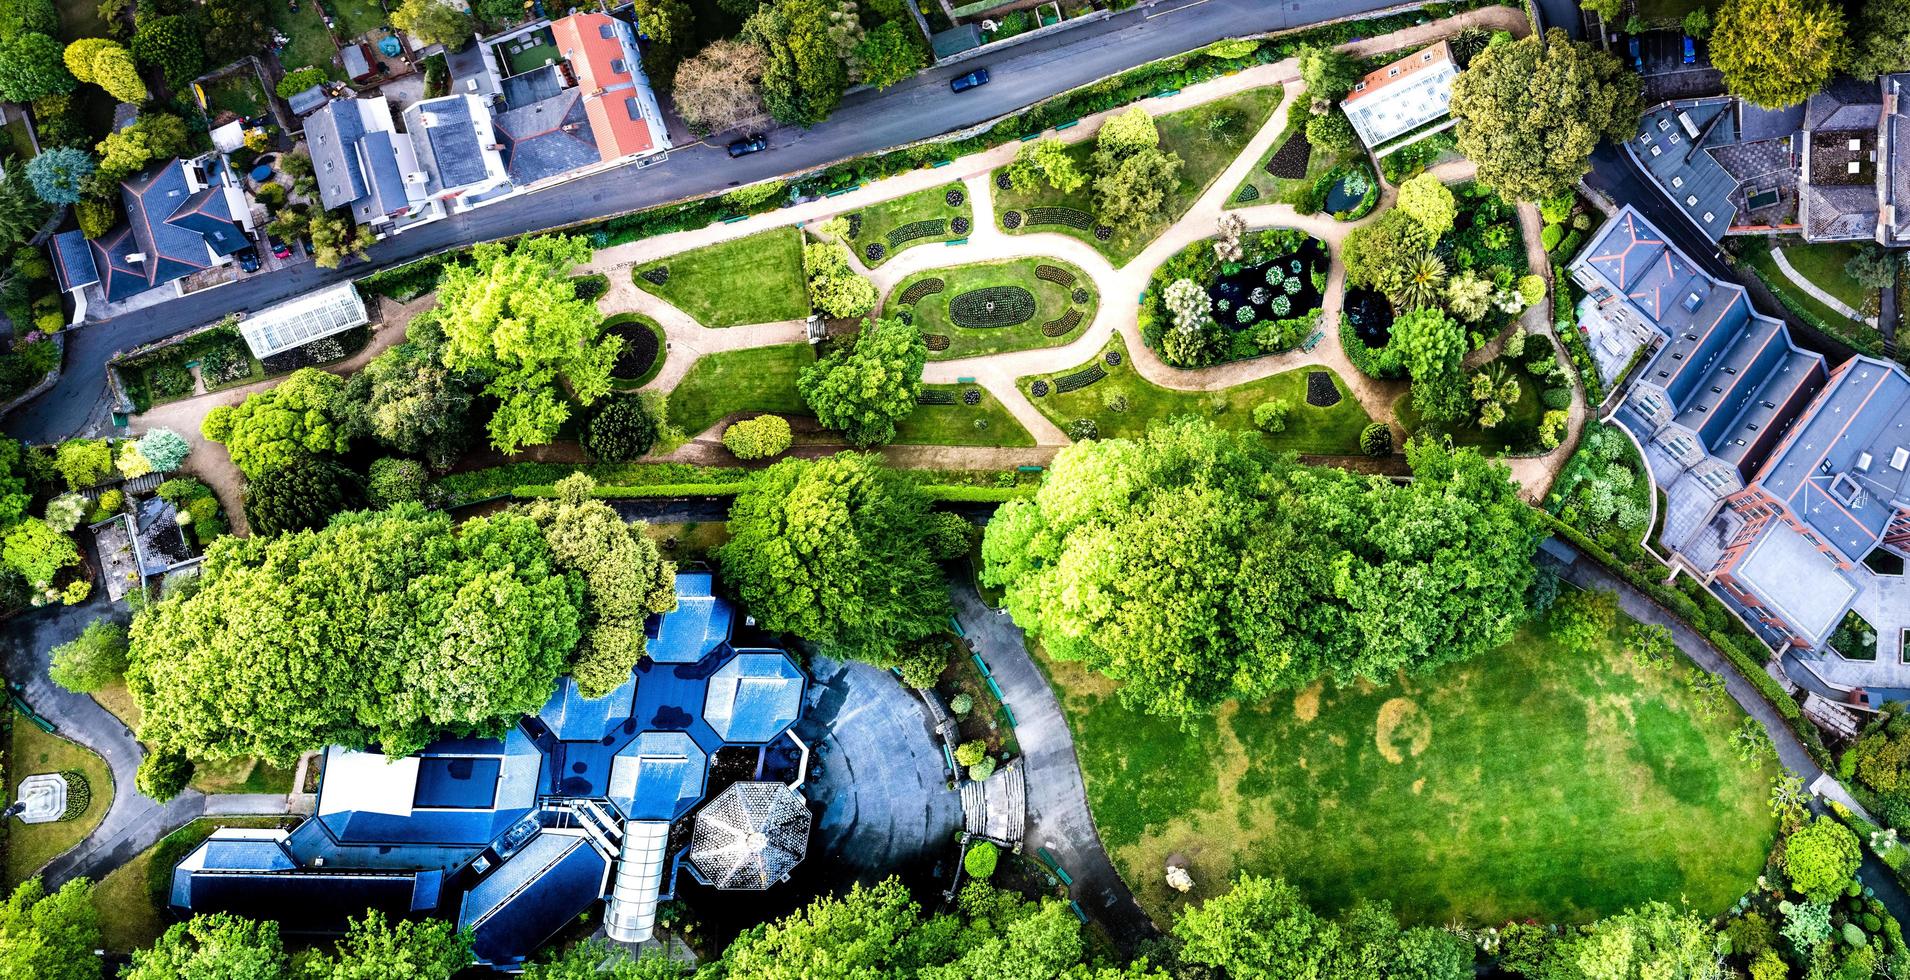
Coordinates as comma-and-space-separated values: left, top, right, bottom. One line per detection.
550, 12, 655, 161
1341, 40, 1454, 106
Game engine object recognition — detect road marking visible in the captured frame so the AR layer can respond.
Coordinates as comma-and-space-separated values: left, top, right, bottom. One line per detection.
1145, 0, 1211, 18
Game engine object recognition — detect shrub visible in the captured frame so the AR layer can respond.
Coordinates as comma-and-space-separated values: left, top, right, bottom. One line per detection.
927, 513, 975, 560
49, 620, 128, 693
1067, 418, 1098, 441
43, 492, 88, 532
275, 65, 327, 98
89, 489, 123, 523
1542, 386, 1572, 410
583, 392, 665, 462
136, 748, 194, 802
968, 756, 997, 781
135, 428, 190, 471
955, 740, 986, 767
1252, 399, 1290, 434
1785, 817, 1862, 901
950, 693, 974, 715
366, 457, 428, 508
1541, 224, 1563, 251
1360, 422, 1392, 456
964, 841, 1000, 879
722, 414, 793, 460
244, 457, 365, 536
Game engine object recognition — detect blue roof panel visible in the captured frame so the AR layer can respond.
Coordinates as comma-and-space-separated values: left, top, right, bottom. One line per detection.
538, 673, 636, 741
413, 756, 502, 808
646, 572, 732, 663
609, 730, 707, 820
50, 230, 98, 290
460, 831, 607, 966
703, 653, 804, 744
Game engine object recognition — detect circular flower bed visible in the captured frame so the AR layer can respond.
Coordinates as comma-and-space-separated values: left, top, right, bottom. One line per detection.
952, 216, 971, 235
1093, 225, 1114, 242
865, 242, 886, 262
605, 316, 663, 382
1105, 350, 1122, 366
1072, 287, 1089, 304
897, 310, 913, 325
950, 286, 1037, 328
963, 388, 981, 406
947, 189, 965, 207
1002, 210, 1023, 230
1030, 379, 1049, 397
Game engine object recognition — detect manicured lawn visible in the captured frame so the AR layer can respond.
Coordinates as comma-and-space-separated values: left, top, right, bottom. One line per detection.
1229, 93, 1352, 210
1041, 604, 1780, 926
91, 682, 140, 730
94, 816, 292, 951
502, 29, 559, 76
634, 226, 809, 328
1742, 246, 1879, 354
190, 756, 296, 795
999, 86, 1283, 267
666, 343, 816, 436
894, 384, 1035, 447
1777, 242, 1871, 311
841, 181, 971, 268
203, 72, 269, 121
889, 257, 1097, 361
327, 0, 389, 41
270, 0, 344, 81
4, 712, 114, 888
1019, 335, 1371, 453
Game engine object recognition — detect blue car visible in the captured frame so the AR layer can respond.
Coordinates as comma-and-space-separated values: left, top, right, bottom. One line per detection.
1682, 36, 1696, 64
950, 68, 990, 93
1628, 36, 1642, 70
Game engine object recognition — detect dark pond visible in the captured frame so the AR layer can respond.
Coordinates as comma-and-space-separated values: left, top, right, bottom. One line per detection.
1207, 238, 1327, 331
1324, 173, 1366, 213
1343, 288, 1395, 349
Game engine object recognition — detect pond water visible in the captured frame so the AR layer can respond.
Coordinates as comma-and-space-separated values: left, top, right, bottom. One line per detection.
1343, 288, 1395, 348
1324, 174, 1366, 213
1207, 238, 1327, 331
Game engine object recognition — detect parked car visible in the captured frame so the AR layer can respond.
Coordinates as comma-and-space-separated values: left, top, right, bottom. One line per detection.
1682, 36, 1696, 64
1628, 36, 1642, 70
727, 134, 769, 158
950, 68, 990, 93
268, 234, 292, 260
236, 247, 260, 273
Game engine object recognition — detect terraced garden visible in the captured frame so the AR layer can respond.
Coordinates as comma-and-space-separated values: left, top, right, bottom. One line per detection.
889, 258, 1098, 360
1018, 335, 1371, 452
996, 86, 1282, 266
839, 182, 973, 268
633, 226, 809, 327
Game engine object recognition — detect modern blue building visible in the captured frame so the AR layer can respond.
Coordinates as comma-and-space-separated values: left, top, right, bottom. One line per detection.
170, 572, 814, 967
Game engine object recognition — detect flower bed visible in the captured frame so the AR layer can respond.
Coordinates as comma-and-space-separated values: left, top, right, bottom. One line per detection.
1054, 364, 1106, 393
1026, 206, 1094, 230
1265, 130, 1311, 179
1041, 308, 1083, 337
1035, 264, 1076, 286
1140, 228, 1329, 368
899, 278, 947, 305
950, 286, 1038, 328
604, 313, 665, 386
888, 219, 949, 247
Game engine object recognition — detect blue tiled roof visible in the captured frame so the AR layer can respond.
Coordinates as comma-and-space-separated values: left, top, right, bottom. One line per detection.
609, 730, 707, 820
359, 130, 410, 219
172, 871, 429, 932
538, 673, 637, 741
50, 230, 97, 290
703, 653, 805, 744
418, 95, 490, 188
85, 159, 247, 301
460, 830, 607, 966
646, 572, 732, 664
1757, 360, 1910, 562
494, 92, 601, 186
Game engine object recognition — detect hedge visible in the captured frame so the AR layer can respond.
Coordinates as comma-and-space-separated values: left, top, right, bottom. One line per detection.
1551, 263, 1605, 405
1538, 511, 1832, 767
507, 481, 1037, 503
436, 461, 749, 507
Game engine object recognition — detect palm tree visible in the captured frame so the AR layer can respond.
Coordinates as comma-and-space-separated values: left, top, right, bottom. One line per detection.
1393, 251, 1447, 311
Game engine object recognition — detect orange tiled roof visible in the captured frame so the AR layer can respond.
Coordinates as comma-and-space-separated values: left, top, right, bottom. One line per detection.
1341, 40, 1453, 105
550, 12, 655, 160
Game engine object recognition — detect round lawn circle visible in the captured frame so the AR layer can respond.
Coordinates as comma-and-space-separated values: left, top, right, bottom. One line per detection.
604, 314, 665, 386
1305, 370, 1341, 407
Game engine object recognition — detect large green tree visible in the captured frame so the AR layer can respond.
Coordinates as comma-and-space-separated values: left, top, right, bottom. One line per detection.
130, 14, 203, 88
1342, 209, 1435, 295
127, 505, 584, 763
626, 0, 694, 92
201, 368, 351, 480
1849, 0, 1910, 79
0, 878, 101, 980
1392, 307, 1469, 423
746, 0, 849, 126
982, 419, 1539, 720
1295, 42, 1362, 102
49, 620, 129, 693
124, 914, 289, 980
1450, 28, 1639, 201
242, 456, 367, 536
312, 911, 472, 980
1174, 875, 1337, 979
852, 21, 923, 91
717, 454, 952, 683
95, 113, 192, 181
797, 316, 924, 447
1546, 903, 1721, 980
1782, 817, 1861, 901
525, 474, 677, 698
524, 940, 689, 979
1710, 0, 1846, 107
390, 0, 474, 50
339, 316, 478, 470
434, 236, 620, 453
0, 32, 75, 103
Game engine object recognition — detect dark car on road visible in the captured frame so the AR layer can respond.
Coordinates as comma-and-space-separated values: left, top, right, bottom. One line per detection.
727, 134, 768, 158
950, 68, 990, 93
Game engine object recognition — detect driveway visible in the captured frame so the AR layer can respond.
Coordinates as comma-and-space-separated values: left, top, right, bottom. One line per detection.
949, 580, 1159, 952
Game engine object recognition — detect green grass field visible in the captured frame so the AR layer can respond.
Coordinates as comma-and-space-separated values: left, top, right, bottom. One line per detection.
202, 72, 269, 120
4, 713, 114, 888
189, 756, 296, 795
1041, 604, 1780, 926
635, 227, 809, 327
327, 0, 388, 39
998, 87, 1282, 267
890, 257, 1097, 360
894, 384, 1035, 447
843, 181, 971, 268
93, 816, 292, 951
1020, 335, 1371, 452
1229, 93, 1355, 210
269, 0, 345, 82
1777, 243, 1871, 311
1742, 246, 1879, 355
667, 343, 816, 436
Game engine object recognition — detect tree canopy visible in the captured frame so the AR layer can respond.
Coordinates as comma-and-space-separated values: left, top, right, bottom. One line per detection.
1710, 0, 1846, 107
717, 454, 953, 684
127, 505, 584, 763
49, 619, 128, 693
797, 316, 925, 447
339, 318, 477, 471
202, 368, 351, 480
0, 32, 75, 102
124, 910, 471, 980
0, 878, 101, 980
1849, 0, 1910, 79
390, 0, 474, 50
1450, 28, 1639, 201
242, 455, 367, 536
982, 419, 1540, 720
1781, 816, 1861, 902
434, 236, 620, 453
672, 38, 768, 135
746, 0, 849, 126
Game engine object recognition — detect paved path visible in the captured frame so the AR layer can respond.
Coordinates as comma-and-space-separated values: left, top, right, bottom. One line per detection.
2, 592, 291, 890
1770, 247, 1879, 327
949, 580, 1159, 951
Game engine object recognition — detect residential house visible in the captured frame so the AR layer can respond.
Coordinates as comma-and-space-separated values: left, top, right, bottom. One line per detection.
484, 10, 671, 189
401, 94, 511, 213
1571, 206, 1910, 663
49, 155, 255, 307
1340, 41, 1458, 151
168, 572, 814, 968
306, 97, 430, 230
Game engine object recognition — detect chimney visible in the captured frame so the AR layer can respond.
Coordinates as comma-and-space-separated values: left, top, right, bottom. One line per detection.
128, 253, 146, 264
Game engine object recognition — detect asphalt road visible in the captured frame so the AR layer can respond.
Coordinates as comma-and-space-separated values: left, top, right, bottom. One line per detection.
4, 0, 1417, 443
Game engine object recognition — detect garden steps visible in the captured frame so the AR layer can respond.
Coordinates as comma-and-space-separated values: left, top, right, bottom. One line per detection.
959, 761, 1027, 846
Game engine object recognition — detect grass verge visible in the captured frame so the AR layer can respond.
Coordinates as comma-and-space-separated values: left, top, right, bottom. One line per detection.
93, 816, 292, 951
634, 226, 809, 327
895, 384, 1036, 448
841, 181, 972, 268
666, 343, 816, 436
4, 713, 114, 888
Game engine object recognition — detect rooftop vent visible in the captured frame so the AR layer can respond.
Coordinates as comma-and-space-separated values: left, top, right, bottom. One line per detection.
1892, 447, 1909, 470
1858, 452, 1873, 472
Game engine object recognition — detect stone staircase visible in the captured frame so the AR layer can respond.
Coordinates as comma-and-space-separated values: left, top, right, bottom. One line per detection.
959, 762, 1026, 846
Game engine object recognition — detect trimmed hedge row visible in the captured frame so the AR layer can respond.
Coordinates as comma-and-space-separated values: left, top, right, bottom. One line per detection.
1538, 511, 1832, 767
508, 481, 1037, 503
437, 462, 749, 507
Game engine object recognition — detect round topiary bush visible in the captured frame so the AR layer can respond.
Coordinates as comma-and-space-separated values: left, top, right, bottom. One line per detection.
1002, 210, 1023, 230
1270, 295, 1291, 316
865, 242, 886, 262
1072, 287, 1089, 304
1093, 225, 1113, 242
964, 840, 1000, 878
1105, 350, 1121, 366
946, 188, 965, 207
963, 388, 981, 406
1360, 422, 1392, 457
995, 171, 1012, 190
968, 756, 997, 781
952, 216, 971, 235
1030, 379, 1049, 397
723, 414, 794, 460
1235, 306, 1256, 325
1282, 276, 1301, 295
955, 739, 987, 767
950, 693, 974, 715
1542, 386, 1572, 410
1068, 418, 1098, 441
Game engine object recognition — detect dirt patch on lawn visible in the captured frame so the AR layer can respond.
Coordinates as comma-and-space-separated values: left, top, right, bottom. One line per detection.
1376, 697, 1431, 763
1294, 679, 1324, 722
